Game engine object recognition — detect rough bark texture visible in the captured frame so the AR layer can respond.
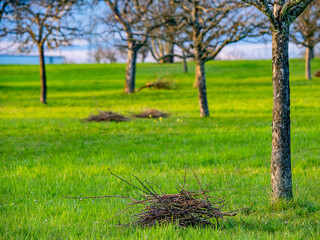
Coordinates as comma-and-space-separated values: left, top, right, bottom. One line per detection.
125, 42, 137, 93
271, 27, 293, 201
305, 47, 311, 80
196, 61, 209, 117
241, 0, 314, 204
39, 44, 47, 104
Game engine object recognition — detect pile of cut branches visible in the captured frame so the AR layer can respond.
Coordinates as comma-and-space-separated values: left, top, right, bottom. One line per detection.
131, 109, 169, 118
84, 111, 129, 122
137, 78, 176, 92
64, 169, 246, 228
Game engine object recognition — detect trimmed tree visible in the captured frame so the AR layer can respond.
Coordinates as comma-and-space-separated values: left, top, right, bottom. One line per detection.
104, 0, 153, 93
1, 0, 79, 104
151, 39, 174, 63
149, 0, 266, 117
290, 0, 320, 80
241, 0, 314, 201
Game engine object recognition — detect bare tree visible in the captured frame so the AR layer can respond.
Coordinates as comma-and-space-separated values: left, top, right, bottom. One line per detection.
182, 50, 188, 73
117, 44, 128, 59
150, 0, 266, 117
0, 0, 9, 21
241, 0, 314, 202
115, 44, 148, 62
151, 39, 174, 63
104, 0, 154, 93
93, 46, 104, 63
93, 45, 118, 63
139, 45, 149, 62
148, 1, 176, 64
290, 0, 320, 79
1, 0, 80, 104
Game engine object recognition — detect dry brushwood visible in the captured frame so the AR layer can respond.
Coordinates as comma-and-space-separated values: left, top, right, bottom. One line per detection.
63, 169, 247, 228
131, 109, 169, 118
315, 70, 320, 78
137, 79, 176, 92
84, 111, 129, 122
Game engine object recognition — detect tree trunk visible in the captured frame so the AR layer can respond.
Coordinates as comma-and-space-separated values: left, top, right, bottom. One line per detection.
196, 60, 209, 117
125, 42, 137, 93
193, 55, 198, 88
193, 77, 198, 88
141, 54, 146, 63
168, 44, 174, 63
310, 47, 314, 60
163, 42, 174, 63
152, 40, 174, 64
271, 28, 293, 201
305, 47, 311, 80
182, 51, 188, 73
39, 44, 47, 104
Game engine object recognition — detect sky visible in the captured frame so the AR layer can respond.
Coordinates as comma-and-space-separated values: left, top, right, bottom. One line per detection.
44, 41, 305, 63
0, 38, 307, 64
0, 1, 311, 64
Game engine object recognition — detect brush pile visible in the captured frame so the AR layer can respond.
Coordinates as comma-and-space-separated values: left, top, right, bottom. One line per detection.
64, 169, 245, 228
132, 109, 169, 118
84, 111, 129, 122
128, 189, 237, 227
137, 79, 176, 92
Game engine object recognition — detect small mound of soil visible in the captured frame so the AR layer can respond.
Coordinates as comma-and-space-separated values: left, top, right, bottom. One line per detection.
84, 111, 129, 122
314, 70, 320, 78
132, 109, 169, 118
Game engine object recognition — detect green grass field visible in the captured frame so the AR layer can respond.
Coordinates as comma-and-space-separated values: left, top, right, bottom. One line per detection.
1, 59, 320, 239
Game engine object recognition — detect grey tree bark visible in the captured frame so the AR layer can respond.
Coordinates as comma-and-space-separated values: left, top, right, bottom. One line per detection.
162, 43, 174, 63
310, 47, 314, 60
125, 42, 137, 93
182, 51, 188, 73
271, 26, 292, 201
241, 0, 314, 203
305, 46, 311, 80
0, 0, 80, 104
39, 44, 47, 104
151, 40, 174, 64
289, 0, 320, 79
195, 60, 209, 117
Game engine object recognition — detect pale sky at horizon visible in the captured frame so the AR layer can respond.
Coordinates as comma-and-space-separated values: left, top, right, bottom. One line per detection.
0, 40, 309, 64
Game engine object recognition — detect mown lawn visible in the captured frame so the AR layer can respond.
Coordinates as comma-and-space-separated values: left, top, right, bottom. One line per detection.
0, 59, 320, 239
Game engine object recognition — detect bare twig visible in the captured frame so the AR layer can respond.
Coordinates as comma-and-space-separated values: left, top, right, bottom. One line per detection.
64, 168, 247, 228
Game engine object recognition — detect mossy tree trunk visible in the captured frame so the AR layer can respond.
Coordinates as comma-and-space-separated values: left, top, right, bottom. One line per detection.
271, 25, 292, 201
242, 0, 314, 204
